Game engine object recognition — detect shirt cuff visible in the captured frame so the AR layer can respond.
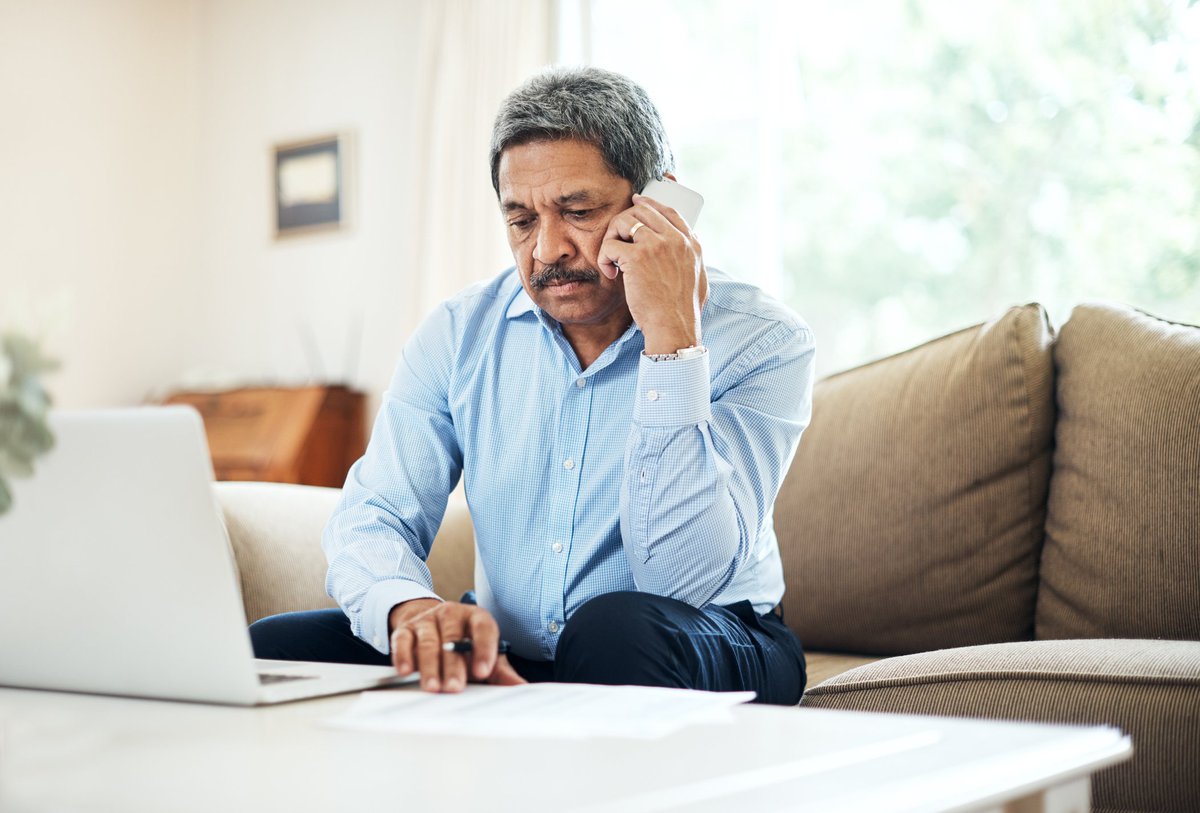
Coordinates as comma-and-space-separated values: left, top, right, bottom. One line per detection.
633, 351, 712, 427
361, 579, 443, 655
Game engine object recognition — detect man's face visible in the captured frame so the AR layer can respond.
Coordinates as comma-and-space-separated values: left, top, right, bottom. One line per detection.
497, 139, 635, 331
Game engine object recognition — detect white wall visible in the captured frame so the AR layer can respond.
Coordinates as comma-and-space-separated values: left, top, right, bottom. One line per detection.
0, 0, 201, 408
0, 0, 429, 409
189, 0, 425, 399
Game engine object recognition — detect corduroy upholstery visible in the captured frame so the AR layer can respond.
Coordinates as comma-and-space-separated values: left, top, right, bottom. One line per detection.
775, 304, 1056, 655
1037, 304, 1200, 641
803, 640, 1200, 813
803, 651, 882, 687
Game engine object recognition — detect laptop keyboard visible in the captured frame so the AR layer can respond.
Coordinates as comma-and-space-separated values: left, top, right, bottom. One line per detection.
258, 672, 315, 685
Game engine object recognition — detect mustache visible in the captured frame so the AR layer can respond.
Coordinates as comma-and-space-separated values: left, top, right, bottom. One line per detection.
529, 263, 601, 290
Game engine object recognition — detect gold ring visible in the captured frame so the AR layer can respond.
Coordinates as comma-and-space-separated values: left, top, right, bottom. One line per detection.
629, 221, 645, 239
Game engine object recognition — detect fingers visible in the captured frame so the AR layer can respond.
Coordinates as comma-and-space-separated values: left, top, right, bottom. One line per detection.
389, 602, 460, 692
598, 194, 698, 280
603, 197, 680, 245
599, 208, 639, 278
389, 597, 440, 677
486, 655, 528, 686
413, 622, 445, 692
390, 625, 414, 676
389, 621, 445, 690
633, 193, 691, 235
467, 612, 502, 681
391, 602, 512, 693
599, 240, 630, 280
437, 612, 468, 693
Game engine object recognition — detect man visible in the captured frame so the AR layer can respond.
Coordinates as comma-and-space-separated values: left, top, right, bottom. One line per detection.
251, 67, 815, 705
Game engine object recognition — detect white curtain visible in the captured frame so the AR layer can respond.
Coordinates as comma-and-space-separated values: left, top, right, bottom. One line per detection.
411, 0, 556, 314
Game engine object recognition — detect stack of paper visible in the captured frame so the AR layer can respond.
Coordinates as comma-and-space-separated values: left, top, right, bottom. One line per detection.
325, 683, 756, 739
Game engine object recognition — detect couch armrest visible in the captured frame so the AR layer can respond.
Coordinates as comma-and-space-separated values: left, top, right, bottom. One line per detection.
215, 482, 476, 623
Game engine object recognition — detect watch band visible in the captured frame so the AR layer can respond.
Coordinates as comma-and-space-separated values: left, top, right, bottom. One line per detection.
643, 345, 707, 362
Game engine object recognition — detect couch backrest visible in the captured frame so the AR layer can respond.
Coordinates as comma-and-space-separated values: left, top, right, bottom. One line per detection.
774, 304, 1057, 655
217, 482, 342, 623
221, 303, 1197, 648
217, 481, 476, 623
1036, 303, 1200, 641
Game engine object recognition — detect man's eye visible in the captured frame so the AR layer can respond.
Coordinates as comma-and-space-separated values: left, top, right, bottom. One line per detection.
566, 209, 593, 220
509, 218, 534, 230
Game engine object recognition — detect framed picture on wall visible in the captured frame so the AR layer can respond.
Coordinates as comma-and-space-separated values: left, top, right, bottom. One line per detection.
273, 133, 352, 238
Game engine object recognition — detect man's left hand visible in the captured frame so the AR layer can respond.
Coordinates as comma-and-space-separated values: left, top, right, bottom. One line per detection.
599, 194, 708, 355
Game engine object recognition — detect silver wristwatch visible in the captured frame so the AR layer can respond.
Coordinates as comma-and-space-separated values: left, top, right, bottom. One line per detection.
643, 345, 707, 362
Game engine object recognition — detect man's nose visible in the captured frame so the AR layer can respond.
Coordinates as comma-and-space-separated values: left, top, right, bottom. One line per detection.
533, 218, 573, 265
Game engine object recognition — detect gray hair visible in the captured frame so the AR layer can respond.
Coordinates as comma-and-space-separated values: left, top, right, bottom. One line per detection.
489, 66, 675, 196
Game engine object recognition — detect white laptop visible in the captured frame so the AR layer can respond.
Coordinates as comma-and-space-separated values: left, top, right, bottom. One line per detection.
0, 406, 416, 705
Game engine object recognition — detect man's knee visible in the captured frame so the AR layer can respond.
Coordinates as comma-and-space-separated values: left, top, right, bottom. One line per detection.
248, 611, 309, 660
247, 608, 385, 664
555, 591, 690, 687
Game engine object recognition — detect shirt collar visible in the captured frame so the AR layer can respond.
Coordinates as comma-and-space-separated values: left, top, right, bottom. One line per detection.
503, 280, 643, 342
504, 285, 562, 334
505, 287, 537, 319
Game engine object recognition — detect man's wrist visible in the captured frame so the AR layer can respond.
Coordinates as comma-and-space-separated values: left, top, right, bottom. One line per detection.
388, 597, 441, 635
642, 329, 700, 356
643, 345, 706, 362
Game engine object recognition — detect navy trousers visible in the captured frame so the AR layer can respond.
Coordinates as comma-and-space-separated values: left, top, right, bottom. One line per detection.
250, 590, 806, 706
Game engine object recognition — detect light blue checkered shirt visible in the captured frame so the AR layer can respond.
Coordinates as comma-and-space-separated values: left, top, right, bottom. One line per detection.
323, 267, 815, 660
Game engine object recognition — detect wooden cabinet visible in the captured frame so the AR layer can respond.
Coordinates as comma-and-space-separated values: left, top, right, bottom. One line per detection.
164, 385, 366, 487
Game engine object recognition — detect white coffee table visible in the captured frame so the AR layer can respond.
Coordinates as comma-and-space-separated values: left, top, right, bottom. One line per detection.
0, 685, 1130, 812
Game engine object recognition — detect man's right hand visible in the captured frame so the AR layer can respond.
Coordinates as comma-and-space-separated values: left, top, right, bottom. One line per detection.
388, 599, 526, 692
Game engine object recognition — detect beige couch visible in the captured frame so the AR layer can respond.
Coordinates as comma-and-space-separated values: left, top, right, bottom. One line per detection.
216, 302, 1199, 813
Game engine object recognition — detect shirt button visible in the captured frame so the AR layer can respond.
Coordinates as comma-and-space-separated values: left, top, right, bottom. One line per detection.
552, 542, 563, 554
548, 621, 560, 634
646, 390, 659, 401
373, 635, 382, 648
575, 378, 586, 388
563, 458, 575, 470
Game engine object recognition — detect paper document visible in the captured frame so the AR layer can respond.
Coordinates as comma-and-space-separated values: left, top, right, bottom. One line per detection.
325, 683, 756, 739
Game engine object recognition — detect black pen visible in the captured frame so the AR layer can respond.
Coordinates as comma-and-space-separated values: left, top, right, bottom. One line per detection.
442, 638, 510, 655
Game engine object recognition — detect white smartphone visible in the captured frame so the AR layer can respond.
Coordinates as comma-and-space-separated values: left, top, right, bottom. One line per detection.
640, 178, 704, 228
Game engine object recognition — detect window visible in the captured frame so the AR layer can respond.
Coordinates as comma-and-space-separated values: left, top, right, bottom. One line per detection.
582, 0, 1200, 374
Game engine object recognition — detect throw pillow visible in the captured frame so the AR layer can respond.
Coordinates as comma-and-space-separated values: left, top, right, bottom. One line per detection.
775, 304, 1056, 655
1036, 303, 1200, 641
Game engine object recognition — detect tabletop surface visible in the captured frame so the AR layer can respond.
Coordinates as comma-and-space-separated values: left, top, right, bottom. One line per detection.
0, 684, 1131, 813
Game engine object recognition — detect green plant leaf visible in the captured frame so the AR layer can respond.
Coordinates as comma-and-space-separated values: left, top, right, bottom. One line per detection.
0, 332, 57, 515
2, 334, 58, 378
0, 446, 35, 478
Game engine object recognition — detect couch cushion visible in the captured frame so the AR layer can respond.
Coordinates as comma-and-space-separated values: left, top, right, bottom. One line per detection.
802, 639, 1200, 813
216, 481, 477, 622
803, 651, 882, 687
1037, 303, 1200, 641
775, 304, 1055, 655
216, 482, 342, 623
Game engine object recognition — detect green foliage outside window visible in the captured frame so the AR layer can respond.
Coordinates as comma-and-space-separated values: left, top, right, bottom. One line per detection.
589, 0, 1200, 373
